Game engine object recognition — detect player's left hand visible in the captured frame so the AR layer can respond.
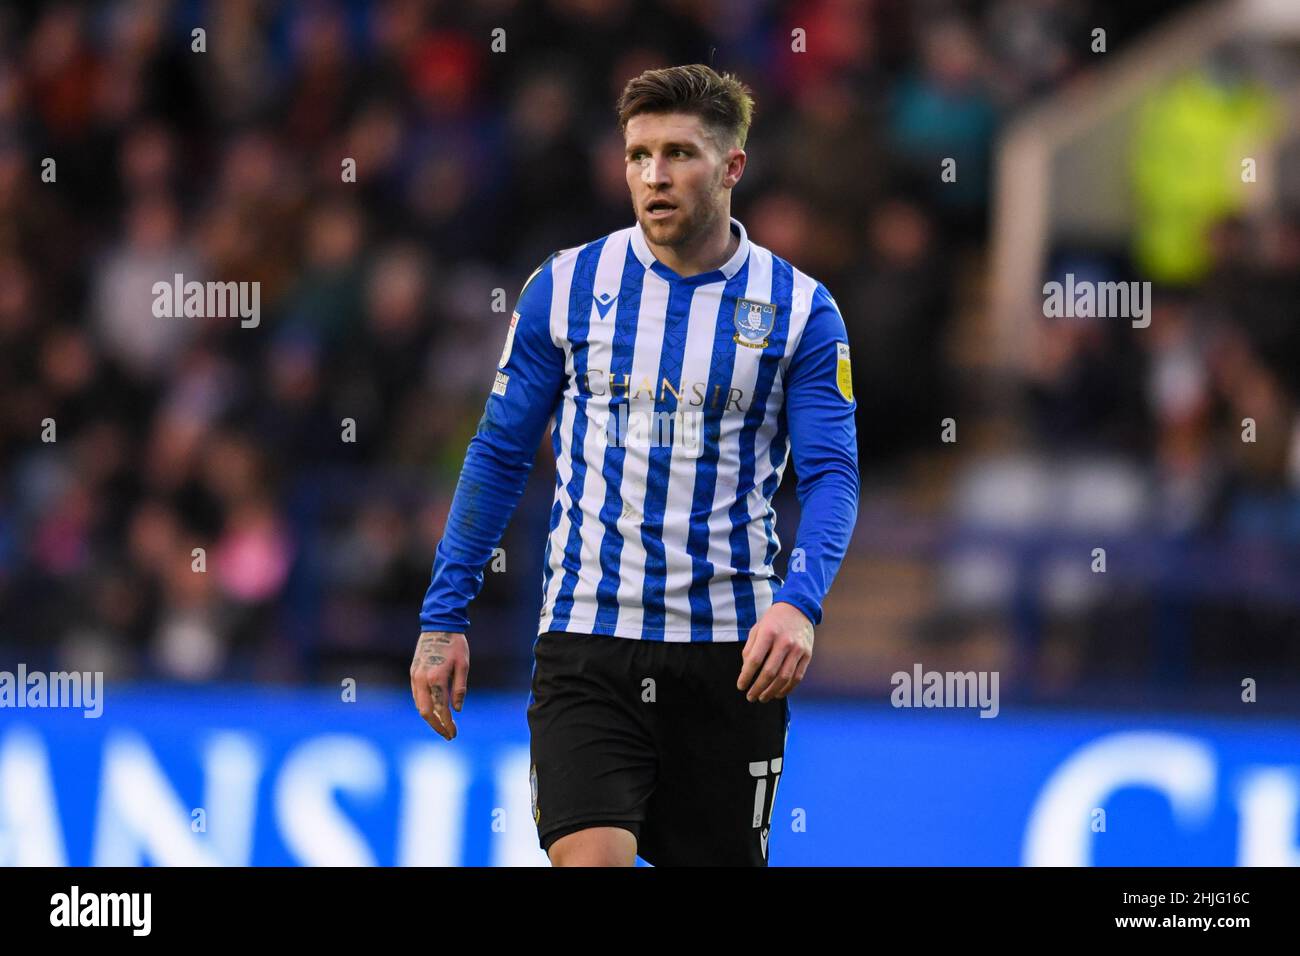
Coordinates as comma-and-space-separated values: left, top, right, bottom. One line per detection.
738, 602, 814, 703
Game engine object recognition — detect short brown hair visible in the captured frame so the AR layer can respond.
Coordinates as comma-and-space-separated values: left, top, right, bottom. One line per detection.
616, 64, 755, 151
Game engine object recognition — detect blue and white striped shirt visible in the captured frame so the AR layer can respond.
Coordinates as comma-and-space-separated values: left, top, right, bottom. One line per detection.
421, 217, 859, 642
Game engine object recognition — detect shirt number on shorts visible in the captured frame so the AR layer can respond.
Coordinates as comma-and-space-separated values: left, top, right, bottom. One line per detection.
749, 758, 783, 829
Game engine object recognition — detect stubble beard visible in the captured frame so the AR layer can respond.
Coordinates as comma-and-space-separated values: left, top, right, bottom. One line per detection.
638, 177, 725, 251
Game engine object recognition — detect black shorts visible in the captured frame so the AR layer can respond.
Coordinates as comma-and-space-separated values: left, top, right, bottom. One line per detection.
527, 630, 791, 866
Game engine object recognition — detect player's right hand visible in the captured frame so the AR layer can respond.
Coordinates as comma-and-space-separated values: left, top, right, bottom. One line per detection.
410, 631, 469, 740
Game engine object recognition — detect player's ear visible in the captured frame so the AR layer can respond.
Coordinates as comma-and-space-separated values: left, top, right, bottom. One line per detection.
722, 147, 746, 189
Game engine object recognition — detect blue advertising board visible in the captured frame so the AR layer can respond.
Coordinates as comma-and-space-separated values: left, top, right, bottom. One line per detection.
1, 687, 1297, 866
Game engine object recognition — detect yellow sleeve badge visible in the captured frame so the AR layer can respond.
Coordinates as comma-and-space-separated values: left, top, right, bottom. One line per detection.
835, 342, 853, 402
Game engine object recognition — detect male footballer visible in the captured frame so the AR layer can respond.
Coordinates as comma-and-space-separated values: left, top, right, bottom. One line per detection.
412, 64, 859, 866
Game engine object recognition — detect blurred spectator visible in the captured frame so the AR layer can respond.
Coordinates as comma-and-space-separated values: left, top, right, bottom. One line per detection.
1130, 50, 1282, 284
0, 0, 1287, 699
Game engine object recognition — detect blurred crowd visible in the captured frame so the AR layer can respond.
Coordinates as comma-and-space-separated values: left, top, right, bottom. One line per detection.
1, 0, 1278, 689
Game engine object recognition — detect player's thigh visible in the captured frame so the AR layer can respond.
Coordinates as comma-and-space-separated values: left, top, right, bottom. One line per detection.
527, 632, 658, 845
643, 653, 790, 866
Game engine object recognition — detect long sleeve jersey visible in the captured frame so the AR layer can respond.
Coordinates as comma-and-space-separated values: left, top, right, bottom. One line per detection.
420, 216, 859, 641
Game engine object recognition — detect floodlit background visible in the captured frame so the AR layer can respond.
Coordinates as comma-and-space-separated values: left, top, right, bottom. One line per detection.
1, 0, 1299, 866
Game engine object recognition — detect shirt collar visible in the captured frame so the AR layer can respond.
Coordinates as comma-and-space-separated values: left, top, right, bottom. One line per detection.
630, 216, 751, 283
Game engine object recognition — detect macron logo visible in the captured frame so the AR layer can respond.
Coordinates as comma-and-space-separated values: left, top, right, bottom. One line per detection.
50, 886, 151, 936
593, 292, 617, 319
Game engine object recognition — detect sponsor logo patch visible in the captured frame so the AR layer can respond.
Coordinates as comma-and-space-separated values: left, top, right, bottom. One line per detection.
492, 371, 510, 396
835, 342, 853, 402
498, 312, 520, 367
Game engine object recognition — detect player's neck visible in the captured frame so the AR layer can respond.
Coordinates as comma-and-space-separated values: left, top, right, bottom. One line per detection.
648, 213, 738, 278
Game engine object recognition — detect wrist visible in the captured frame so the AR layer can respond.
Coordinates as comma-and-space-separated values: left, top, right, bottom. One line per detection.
771, 597, 817, 629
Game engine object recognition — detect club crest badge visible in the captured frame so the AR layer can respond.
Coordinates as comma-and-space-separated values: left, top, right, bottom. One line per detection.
733, 298, 776, 349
